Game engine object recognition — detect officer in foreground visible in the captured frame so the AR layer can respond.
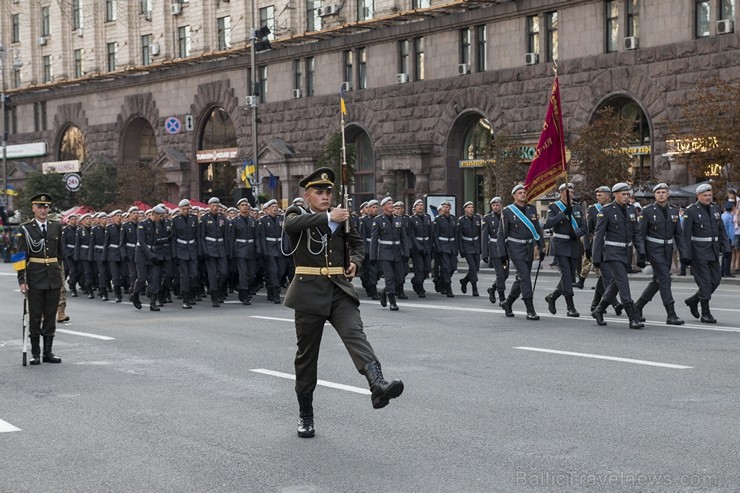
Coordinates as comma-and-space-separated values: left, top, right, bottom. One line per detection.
283, 167, 403, 438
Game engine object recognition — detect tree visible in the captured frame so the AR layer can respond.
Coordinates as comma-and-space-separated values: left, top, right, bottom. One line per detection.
16, 172, 72, 220
117, 161, 167, 207
317, 132, 356, 190
570, 107, 636, 203
78, 160, 119, 210
482, 131, 528, 205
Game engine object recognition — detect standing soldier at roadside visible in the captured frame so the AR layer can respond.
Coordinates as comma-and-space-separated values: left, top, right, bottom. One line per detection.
90, 212, 109, 300
543, 183, 587, 317
105, 210, 125, 302
408, 199, 433, 298
258, 199, 288, 304
172, 199, 199, 309
682, 183, 732, 324
633, 183, 687, 325
431, 200, 457, 297
481, 197, 508, 306
121, 207, 140, 295
359, 199, 380, 299
498, 184, 546, 320
370, 197, 409, 311
456, 201, 482, 296
75, 213, 94, 298
230, 198, 260, 306
62, 214, 79, 296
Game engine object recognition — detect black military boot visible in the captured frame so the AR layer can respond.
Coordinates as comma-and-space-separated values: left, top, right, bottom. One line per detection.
379, 288, 387, 307
88, 289, 95, 299
459, 278, 468, 294
240, 290, 251, 306
363, 361, 404, 409
150, 294, 161, 311
70, 284, 78, 297
29, 335, 41, 366
545, 292, 559, 314
700, 300, 716, 324
502, 295, 516, 317
565, 295, 579, 317
685, 295, 700, 319
591, 299, 609, 326
523, 298, 539, 320
273, 288, 282, 304
387, 293, 399, 311
590, 292, 600, 313
446, 283, 455, 298
114, 286, 123, 303
574, 276, 585, 289
100, 288, 109, 301
634, 297, 647, 322
498, 290, 506, 307
266, 287, 274, 302
157, 294, 165, 307
665, 303, 684, 325
371, 286, 381, 300
612, 302, 623, 316
296, 393, 315, 438
487, 287, 496, 304
397, 288, 408, 300
211, 292, 220, 308
471, 282, 479, 297
42, 336, 62, 363
182, 291, 192, 309
164, 289, 173, 304
624, 302, 644, 329
130, 291, 142, 310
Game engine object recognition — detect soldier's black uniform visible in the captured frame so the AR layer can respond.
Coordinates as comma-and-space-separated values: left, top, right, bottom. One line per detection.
120, 218, 139, 293
370, 211, 409, 310
258, 212, 289, 304
159, 217, 174, 304
359, 212, 379, 298
131, 217, 166, 310
432, 211, 457, 297
172, 212, 199, 307
200, 210, 229, 306
74, 222, 95, 296
481, 207, 508, 305
61, 221, 78, 295
229, 212, 259, 305
456, 212, 482, 296
90, 220, 108, 300
105, 220, 124, 302
408, 211, 433, 297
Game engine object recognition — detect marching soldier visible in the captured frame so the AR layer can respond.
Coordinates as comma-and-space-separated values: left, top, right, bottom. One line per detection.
105, 210, 125, 302
130, 205, 168, 311
62, 213, 79, 296
230, 198, 260, 306
74, 213, 95, 297
408, 199, 433, 298
457, 201, 482, 296
481, 197, 508, 306
498, 184, 546, 320
359, 199, 380, 299
432, 200, 457, 297
283, 167, 403, 438
591, 183, 646, 329
370, 197, 409, 311
543, 183, 587, 317
682, 183, 732, 323
90, 212, 109, 300
121, 206, 140, 294
157, 205, 175, 305
17, 193, 64, 365
200, 197, 229, 307
172, 199, 199, 309
633, 183, 688, 325
393, 201, 411, 299
258, 199, 289, 304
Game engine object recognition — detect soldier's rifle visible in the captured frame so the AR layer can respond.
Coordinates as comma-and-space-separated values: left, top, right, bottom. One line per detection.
22, 295, 28, 367
339, 86, 351, 271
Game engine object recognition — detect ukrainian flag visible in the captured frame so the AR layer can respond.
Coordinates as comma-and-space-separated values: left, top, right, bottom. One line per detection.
340, 85, 347, 115
11, 252, 26, 272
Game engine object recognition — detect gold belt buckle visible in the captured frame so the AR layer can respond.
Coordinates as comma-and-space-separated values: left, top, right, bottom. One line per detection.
320, 267, 329, 276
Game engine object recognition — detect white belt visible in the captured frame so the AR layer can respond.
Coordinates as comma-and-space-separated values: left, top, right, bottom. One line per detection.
94, 245, 104, 250
205, 237, 224, 242
80, 245, 89, 249
691, 236, 717, 242
235, 239, 255, 243
507, 237, 532, 244
66, 244, 75, 249
646, 236, 673, 245
437, 237, 454, 242
604, 240, 632, 247
415, 237, 430, 241
126, 243, 136, 248
551, 233, 571, 240
266, 237, 280, 242
177, 239, 196, 244
108, 244, 119, 248
365, 238, 371, 242
462, 236, 479, 242
379, 240, 400, 245
488, 239, 498, 243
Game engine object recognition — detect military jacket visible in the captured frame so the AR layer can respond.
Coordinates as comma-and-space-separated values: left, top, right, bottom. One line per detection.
682, 201, 732, 261
544, 202, 587, 258
120, 221, 138, 261
230, 214, 259, 259
409, 213, 433, 255
283, 205, 364, 317
370, 213, 409, 261
456, 214, 482, 255
171, 214, 199, 260
432, 214, 458, 255
104, 224, 123, 262
592, 202, 644, 265
62, 224, 77, 259
498, 204, 545, 261
359, 215, 376, 257
481, 212, 505, 259
638, 203, 687, 265
135, 218, 164, 264
258, 214, 288, 258
199, 212, 228, 258
160, 218, 173, 260
74, 226, 91, 261
90, 224, 107, 262
16, 220, 63, 290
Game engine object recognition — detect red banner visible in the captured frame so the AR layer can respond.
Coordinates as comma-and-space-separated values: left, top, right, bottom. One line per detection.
525, 76, 567, 201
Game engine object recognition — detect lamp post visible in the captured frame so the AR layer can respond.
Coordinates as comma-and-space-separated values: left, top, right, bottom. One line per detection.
248, 0, 271, 206
0, 45, 23, 206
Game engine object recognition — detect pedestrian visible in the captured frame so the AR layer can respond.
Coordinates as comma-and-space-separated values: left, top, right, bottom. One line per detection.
393, 201, 411, 299
456, 201, 482, 296
370, 196, 409, 310
120, 206, 140, 294
721, 202, 735, 277
17, 193, 63, 365
283, 167, 403, 438
75, 213, 95, 297
359, 200, 380, 299
90, 212, 109, 300
61, 213, 79, 296
481, 197, 509, 306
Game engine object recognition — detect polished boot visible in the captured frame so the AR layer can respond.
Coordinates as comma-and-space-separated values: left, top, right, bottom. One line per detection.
388, 293, 399, 311
685, 295, 700, 319
624, 302, 644, 329
164, 289, 173, 304
502, 295, 516, 317
545, 292, 559, 314
114, 286, 123, 303
471, 282, 479, 297
182, 291, 192, 309
42, 336, 62, 363
665, 303, 684, 325
498, 290, 506, 307
523, 298, 539, 321
157, 294, 165, 307
130, 291, 142, 310
211, 292, 220, 308
29, 335, 41, 365
379, 288, 387, 307
590, 292, 600, 313
100, 288, 109, 301
56, 305, 70, 323
239, 290, 251, 305
69, 284, 78, 297
363, 361, 404, 409
459, 278, 468, 294
446, 283, 455, 298
296, 393, 315, 438
273, 287, 282, 304
574, 276, 585, 289
397, 289, 408, 300
487, 287, 496, 304
565, 295, 579, 317
371, 286, 381, 300
634, 298, 647, 322
591, 299, 609, 326
700, 300, 716, 324
612, 302, 623, 316
88, 289, 95, 299
150, 294, 161, 311
266, 287, 274, 302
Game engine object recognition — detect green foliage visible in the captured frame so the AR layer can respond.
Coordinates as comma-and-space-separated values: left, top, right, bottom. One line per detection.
483, 131, 528, 205
117, 161, 167, 207
317, 132, 356, 188
16, 172, 72, 220
78, 161, 118, 210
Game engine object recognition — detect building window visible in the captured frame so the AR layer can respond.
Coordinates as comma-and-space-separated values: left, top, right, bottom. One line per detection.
13, 68, 22, 88
413, 0, 430, 8
41, 6, 51, 37
527, 15, 540, 54
72, 0, 82, 30
74, 49, 83, 77
357, 47, 367, 89
141, 35, 152, 65
606, 1, 619, 52
398, 39, 409, 75
12, 14, 20, 43
218, 16, 231, 50
9, 106, 18, 135
305, 57, 315, 97
459, 28, 471, 66
107, 42, 117, 71
43, 55, 52, 83
259, 6, 275, 40
259, 66, 268, 103
546, 11, 558, 62
353, 132, 376, 205
626, 0, 639, 38
696, 1, 711, 37
475, 25, 487, 72
358, 0, 374, 21
293, 59, 302, 91
106, 0, 116, 22
178, 26, 191, 57
413, 37, 424, 81
140, 0, 152, 14
307, 0, 321, 31
34, 102, 48, 132
343, 50, 353, 88
720, 0, 735, 20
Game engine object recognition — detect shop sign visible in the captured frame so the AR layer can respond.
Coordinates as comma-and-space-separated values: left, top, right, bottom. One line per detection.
42, 160, 80, 174
196, 148, 239, 163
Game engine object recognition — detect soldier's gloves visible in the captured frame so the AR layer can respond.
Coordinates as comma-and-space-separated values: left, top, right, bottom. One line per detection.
636, 254, 646, 269
482, 257, 488, 264
585, 249, 592, 261
682, 258, 692, 266
539, 250, 546, 262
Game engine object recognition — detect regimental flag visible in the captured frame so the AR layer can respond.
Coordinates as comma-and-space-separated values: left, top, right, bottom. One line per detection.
525, 75, 568, 202
340, 85, 347, 116
11, 252, 26, 272
241, 160, 256, 189
267, 168, 278, 190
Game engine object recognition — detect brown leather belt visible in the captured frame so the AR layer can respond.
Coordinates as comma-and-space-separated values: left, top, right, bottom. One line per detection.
28, 257, 59, 264
294, 266, 344, 276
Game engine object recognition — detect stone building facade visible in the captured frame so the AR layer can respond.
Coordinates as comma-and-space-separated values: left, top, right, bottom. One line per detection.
1, 0, 739, 211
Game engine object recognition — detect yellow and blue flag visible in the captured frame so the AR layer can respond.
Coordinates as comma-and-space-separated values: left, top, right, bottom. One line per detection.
340, 85, 347, 115
11, 252, 26, 272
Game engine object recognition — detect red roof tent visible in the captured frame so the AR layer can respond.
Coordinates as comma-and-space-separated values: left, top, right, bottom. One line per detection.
132, 201, 151, 211
162, 201, 179, 211
189, 199, 209, 208
61, 205, 95, 222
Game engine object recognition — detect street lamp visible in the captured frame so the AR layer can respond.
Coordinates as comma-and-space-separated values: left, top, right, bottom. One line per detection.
248, 0, 271, 205
0, 45, 23, 208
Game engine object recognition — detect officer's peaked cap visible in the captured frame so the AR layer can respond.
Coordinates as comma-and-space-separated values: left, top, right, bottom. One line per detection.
31, 193, 53, 205
611, 182, 631, 193
558, 182, 575, 192
380, 197, 393, 206
413, 199, 423, 208
652, 183, 669, 193
463, 201, 474, 208
263, 199, 278, 209
179, 199, 191, 207
595, 186, 612, 194
299, 167, 335, 190
367, 200, 379, 207
207, 197, 220, 205
152, 205, 167, 214
490, 197, 502, 204
511, 184, 525, 195
696, 183, 712, 194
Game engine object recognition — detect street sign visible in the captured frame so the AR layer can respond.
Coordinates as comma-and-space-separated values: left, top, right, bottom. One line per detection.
184, 114, 194, 132
64, 173, 82, 192
2, 142, 48, 159
165, 116, 181, 135
42, 160, 80, 174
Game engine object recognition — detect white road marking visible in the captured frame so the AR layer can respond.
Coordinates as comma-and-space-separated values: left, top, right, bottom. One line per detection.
0, 418, 21, 433
56, 329, 115, 341
250, 368, 371, 395
250, 315, 295, 323
0, 272, 18, 276
514, 346, 694, 369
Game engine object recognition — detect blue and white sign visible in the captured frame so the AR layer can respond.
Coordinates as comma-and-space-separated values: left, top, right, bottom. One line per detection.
165, 116, 182, 135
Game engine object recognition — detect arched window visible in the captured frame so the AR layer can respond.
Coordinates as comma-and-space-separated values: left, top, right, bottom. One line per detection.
122, 117, 156, 164
353, 131, 375, 206
462, 117, 492, 160
596, 96, 652, 183
59, 125, 87, 162
200, 107, 237, 149
199, 107, 237, 204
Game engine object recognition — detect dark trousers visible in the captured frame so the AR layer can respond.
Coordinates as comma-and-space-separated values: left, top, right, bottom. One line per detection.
490, 256, 509, 292
509, 258, 534, 300
126, 259, 137, 289
205, 256, 228, 291
264, 255, 288, 290
601, 260, 633, 305
435, 252, 455, 284
294, 285, 377, 395
160, 258, 174, 292
178, 257, 198, 293
361, 258, 379, 291
379, 259, 404, 294
134, 261, 161, 297
638, 261, 674, 305
461, 253, 480, 283
27, 287, 61, 337
67, 258, 82, 288
411, 250, 432, 291
691, 259, 721, 301
96, 259, 108, 290
236, 257, 257, 291
554, 255, 579, 297
108, 260, 122, 288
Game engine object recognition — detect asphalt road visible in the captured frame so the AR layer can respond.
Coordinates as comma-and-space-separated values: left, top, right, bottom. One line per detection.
0, 264, 737, 493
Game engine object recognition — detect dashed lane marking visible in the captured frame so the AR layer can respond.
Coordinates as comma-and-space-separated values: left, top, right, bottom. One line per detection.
55, 329, 115, 341
0, 418, 21, 433
514, 346, 694, 369
250, 368, 371, 395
